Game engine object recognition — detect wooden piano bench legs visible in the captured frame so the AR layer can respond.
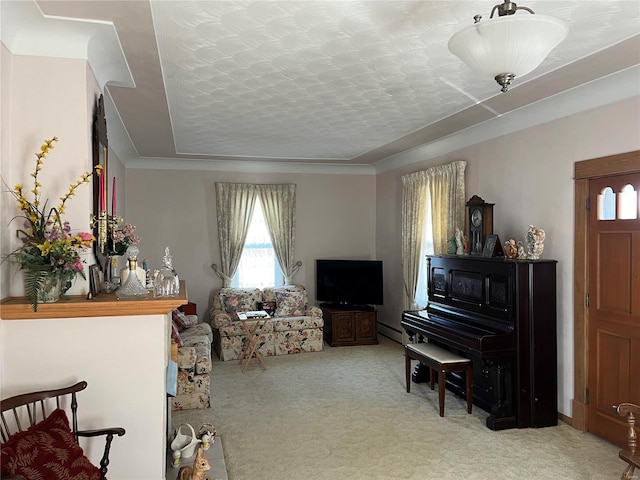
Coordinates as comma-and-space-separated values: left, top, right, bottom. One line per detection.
405, 343, 473, 417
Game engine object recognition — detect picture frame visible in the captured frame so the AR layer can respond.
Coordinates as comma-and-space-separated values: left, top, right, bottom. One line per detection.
482, 234, 504, 257
89, 264, 101, 295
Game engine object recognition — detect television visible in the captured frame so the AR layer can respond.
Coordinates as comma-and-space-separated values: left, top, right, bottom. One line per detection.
316, 259, 383, 309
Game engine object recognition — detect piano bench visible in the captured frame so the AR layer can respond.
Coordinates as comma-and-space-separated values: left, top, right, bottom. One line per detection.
405, 343, 473, 417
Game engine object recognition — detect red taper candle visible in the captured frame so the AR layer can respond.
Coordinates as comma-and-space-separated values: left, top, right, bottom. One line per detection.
99, 171, 105, 212
112, 177, 116, 216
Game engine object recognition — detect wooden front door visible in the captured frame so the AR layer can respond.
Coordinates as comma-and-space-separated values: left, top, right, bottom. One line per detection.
587, 172, 640, 447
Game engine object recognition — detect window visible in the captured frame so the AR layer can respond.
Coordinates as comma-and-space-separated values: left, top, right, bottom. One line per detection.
415, 192, 434, 309
598, 184, 638, 220
598, 187, 616, 220
232, 197, 284, 288
619, 184, 638, 220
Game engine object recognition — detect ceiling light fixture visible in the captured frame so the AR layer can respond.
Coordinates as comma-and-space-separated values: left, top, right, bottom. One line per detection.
448, 1, 568, 93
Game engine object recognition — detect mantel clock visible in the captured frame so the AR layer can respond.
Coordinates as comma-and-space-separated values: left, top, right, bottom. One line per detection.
466, 195, 494, 255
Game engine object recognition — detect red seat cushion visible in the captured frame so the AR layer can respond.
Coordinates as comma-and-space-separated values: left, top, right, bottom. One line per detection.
1, 408, 101, 479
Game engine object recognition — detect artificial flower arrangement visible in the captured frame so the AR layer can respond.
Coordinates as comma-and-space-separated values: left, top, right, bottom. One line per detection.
108, 216, 140, 256
2, 136, 98, 311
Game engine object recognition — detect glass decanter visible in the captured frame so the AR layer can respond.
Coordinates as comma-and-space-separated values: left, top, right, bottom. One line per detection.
154, 246, 180, 298
117, 246, 148, 299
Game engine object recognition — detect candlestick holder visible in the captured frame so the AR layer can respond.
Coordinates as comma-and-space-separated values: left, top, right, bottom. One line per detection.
90, 210, 109, 255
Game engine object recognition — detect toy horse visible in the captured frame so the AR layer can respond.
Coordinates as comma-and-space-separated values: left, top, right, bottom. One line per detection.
177, 445, 210, 480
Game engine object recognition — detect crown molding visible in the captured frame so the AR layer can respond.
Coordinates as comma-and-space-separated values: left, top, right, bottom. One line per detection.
0, 0, 134, 90
126, 155, 377, 175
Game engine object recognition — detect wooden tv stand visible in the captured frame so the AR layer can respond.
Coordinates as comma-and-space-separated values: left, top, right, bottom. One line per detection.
320, 307, 378, 346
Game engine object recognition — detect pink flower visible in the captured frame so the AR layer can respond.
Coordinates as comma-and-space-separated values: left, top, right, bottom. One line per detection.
78, 232, 93, 242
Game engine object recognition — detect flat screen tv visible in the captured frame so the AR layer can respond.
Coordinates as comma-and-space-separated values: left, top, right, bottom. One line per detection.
316, 259, 383, 308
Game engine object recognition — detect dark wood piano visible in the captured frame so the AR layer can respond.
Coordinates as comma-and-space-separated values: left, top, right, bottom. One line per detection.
402, 254, 557, 431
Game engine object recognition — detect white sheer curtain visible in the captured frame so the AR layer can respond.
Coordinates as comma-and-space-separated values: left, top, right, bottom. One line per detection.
401, 172, 429, 311
401, 161, 466, 310
212, 183, 257, 287
256, 184, 301, 285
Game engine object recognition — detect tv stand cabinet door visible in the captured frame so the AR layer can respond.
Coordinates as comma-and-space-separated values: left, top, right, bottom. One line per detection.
355, 311, 378, 344
321, 308, 378, 346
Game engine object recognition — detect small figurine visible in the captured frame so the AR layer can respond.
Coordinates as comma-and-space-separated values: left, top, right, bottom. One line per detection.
504, 238, 518, 259
455, 228, 465, 255
447, 236, 457, 254
526, 225, 546, 259
172, 449, 182, 468
177, 445, 210, 480
197, 423, 216, 451
517, 241, 527, 259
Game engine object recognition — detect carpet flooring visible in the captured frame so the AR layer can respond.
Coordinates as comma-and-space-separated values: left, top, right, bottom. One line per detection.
172, 336, 623, 480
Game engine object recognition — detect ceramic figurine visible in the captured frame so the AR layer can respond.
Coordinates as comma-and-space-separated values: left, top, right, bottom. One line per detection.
455, 228, 465, 255
197, 423, 216, 451
504, 238, 518, 259
517, 241, 527, 259
526, 225, 546, 259
177, 445, 210, 480
447, 236, 457, 254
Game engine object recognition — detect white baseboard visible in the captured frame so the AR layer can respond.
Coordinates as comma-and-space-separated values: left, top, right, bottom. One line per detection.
377, 323, 403, 344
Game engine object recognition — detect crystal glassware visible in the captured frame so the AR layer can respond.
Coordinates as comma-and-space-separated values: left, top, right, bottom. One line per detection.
154, 247, 180, 298
116, 246, 148, 299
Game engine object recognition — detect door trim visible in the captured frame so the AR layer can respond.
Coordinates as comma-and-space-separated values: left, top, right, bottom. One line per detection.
573, 150, 640, 431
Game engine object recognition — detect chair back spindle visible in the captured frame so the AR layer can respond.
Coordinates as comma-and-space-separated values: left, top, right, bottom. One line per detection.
1, 381, 125, 480
617, 403, 640, 480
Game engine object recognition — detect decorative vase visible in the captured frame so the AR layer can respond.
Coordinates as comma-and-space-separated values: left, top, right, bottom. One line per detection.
24, 271, 61, 306
526, 225, 546, 260
38, 274, 61, 303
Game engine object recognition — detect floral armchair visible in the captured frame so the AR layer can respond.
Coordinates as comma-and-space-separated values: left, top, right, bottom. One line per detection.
170, 306, 212, 410
209, 284, 324, 361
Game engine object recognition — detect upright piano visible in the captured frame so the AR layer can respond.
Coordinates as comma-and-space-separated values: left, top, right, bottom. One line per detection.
402, 254, 558, 430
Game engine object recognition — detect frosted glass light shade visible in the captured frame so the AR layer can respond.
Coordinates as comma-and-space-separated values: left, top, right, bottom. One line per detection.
449, 15, 568, 83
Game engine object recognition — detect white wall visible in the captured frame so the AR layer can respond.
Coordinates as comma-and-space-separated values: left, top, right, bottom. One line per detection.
375, 97, 640, 417
124, 169, 377, 316
1, 44, 14, 301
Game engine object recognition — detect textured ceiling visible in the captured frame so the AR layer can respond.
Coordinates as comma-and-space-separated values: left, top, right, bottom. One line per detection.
12, 1, 640, 167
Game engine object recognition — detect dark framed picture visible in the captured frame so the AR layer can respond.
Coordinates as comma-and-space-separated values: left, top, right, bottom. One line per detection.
89, 264, 101, 295
482, 234, 504, 257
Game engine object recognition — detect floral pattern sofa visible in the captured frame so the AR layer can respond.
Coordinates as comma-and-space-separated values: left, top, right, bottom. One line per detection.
209, 284, 324, 361
170, 308, 212, 410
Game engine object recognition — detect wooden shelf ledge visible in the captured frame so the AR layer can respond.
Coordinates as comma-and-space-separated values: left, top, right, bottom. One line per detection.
0, 281, 187, 320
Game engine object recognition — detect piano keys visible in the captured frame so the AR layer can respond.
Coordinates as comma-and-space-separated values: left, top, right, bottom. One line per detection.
402, 254, 558, 430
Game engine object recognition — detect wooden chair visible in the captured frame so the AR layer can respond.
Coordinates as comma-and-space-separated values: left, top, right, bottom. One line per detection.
1, 381, 125, 480
617, 403, 640, 480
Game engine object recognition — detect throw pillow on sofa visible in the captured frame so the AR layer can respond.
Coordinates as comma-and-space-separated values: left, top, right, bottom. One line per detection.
1, 408, 101, 479
171, 322, 184, 347
172, 308, 198, 331
274, 290, 306, 317
220, 288, 261, 319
